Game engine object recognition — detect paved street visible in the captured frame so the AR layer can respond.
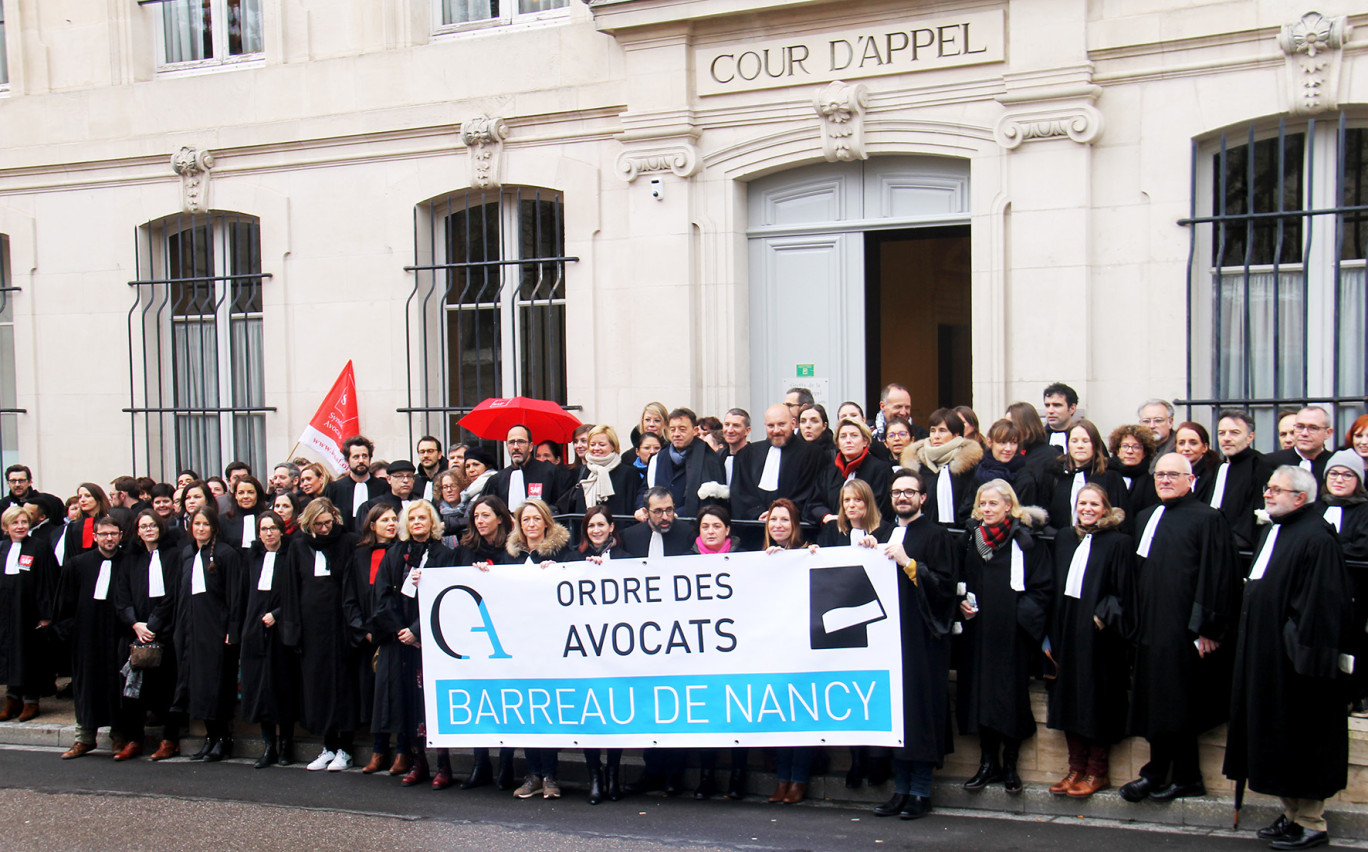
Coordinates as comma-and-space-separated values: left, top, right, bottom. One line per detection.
0, 744, 1301, 851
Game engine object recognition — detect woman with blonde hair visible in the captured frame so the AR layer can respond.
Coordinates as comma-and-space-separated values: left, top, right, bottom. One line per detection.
817, 479, 892, 546
812, 417, 895, 525
565, 424, 641, 518
0, 504, 57, 723
297, 462, 332, 507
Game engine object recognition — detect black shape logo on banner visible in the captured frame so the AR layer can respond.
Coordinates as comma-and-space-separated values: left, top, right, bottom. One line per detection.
809, 564, 887, 650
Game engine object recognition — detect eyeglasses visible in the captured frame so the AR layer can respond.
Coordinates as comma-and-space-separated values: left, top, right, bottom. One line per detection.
1154, 471, 1191, 481
890, 488, 923, 497
6, 477, 28, 485
136, 524, 159, 531
1326, 470, 1357, 480
1263, 484, 1304, 496
648, 507, 676, 517
1139, 417, 1169, 426
1119, 443, 1144, 453
506, 439, 530, 446
95, 531, 121, 538
1293, 423, 1328, 433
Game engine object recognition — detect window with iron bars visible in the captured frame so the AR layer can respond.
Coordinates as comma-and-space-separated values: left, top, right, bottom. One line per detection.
0, 235, 20, 468
128, 211, 270, 480
1182, 114, 1367, 445
403, 188, 572, 449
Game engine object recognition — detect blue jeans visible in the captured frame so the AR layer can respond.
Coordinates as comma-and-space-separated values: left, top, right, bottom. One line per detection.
893, 758, 935, 796
773, 747, 812, 783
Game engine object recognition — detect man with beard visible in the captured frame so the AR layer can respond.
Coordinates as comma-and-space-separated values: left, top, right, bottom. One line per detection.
324, 436, 388, 530
636, 408, 726, 520
872, 470, 958, 820
1265, 406, 1335, 482
269, 462, 300, 497
1138, 400, 1176, 464
414, 436, 445, 502
1224, 465, 1351, 851
56, 516, 126, 758
731, 404, 820, 521
621, 488, 695, 558
481, 425, 565, 512
1207, 409, 1272, 549
0, 465, 59, 517
1120, 453, 1240, 804
719, 409, 751, 486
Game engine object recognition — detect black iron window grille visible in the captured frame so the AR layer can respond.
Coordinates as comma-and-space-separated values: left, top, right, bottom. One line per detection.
0, 235, 24, 468
127, 211, 272, 480
401, 187, 575, 450
1179, 113, 1368, 444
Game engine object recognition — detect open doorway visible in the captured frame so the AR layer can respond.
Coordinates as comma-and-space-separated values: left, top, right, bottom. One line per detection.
864, 226, 972, 427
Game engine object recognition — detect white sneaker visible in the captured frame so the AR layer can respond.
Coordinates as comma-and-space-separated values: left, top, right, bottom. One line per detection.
307, 749, 336, 771
327, 750, 353, 772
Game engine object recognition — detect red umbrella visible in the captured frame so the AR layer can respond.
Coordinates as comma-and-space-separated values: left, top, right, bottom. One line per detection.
458, 396, 582, 444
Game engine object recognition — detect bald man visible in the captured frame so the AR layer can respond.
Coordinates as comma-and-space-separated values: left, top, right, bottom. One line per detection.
731, 403, 822, 521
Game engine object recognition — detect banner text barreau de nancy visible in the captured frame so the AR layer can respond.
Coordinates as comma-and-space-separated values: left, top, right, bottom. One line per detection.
417, 546, 905, 748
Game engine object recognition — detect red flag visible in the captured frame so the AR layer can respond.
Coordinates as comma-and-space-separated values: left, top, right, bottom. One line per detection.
296, 361, 359, 475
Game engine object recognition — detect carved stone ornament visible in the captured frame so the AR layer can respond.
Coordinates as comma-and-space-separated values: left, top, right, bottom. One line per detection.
615, 145, 698, 182
813, 80, 870, 163
460, 115, 510, 190
994, 103, 1103, 150
171, 146, 215, 213
1278, 12, 1351, 115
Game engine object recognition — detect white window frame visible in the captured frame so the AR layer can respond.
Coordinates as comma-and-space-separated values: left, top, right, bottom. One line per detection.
0, 4, 11, 92
431, 0, 570, 37
154, 0, 264, 74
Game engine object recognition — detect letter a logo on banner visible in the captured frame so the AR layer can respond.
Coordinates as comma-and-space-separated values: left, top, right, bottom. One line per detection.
294, 361, 360, 475
809, 564, 887, 649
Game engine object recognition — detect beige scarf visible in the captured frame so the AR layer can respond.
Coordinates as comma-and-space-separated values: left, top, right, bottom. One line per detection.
914, 436, 967, 474
580, 452, 622, 506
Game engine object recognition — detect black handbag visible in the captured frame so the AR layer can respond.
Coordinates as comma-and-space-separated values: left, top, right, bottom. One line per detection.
129, 641, 164, 669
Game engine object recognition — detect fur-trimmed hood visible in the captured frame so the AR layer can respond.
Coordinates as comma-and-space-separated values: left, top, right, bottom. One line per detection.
1017, 504, 1049, 529
1075, 506, 1125, 537
506, 519, 571, 559
901, 435, 984, 476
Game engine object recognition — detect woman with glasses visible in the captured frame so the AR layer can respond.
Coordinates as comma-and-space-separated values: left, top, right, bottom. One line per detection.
240, 511, 298, 768
1320, 451, 1368, 715
1108, 424, 1160, 520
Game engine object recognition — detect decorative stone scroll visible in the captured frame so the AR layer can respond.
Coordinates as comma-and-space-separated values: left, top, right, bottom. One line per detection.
460, 115, 510, 190
171, 147, 214, 213
813, 80, 869, 162
1278, 11, 1351, 115
994, 103, 1102, 150
615, 144, 699, 182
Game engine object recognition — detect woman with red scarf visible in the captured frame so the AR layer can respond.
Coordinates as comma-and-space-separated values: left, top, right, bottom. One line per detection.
62, 483, 110, 564
345, 505, 400, 775
810, 417, 894, 526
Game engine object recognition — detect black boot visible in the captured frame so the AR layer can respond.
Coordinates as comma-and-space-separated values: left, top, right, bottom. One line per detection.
867, 753, 892, 786
693, 768, 717, 800
203, 738, 227, 763
254, 735, 278, 769
874, 793, 910, 817
845, 746, 866, 789
1002, 742, 1022, 794
963, 758, 1002, 790
727, 766, 747, 800
494, 749, 515, 791
461, 755, 493, 790
606, 765, 623, 801
277, 736, 294, 766
189, 738, 214, 761
587, 767, 606, 805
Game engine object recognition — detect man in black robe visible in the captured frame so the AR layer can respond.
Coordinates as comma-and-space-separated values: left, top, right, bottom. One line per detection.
56, 516, 126, 758
1224, 465, 1352, 851
356, 460, 419, 530
324, 436, 389, 530
1120, 453, 1241, 803
873, 470, 958, 820
621, 488, 695, 558
1043, 382, 1082, 451
1208, 409, 1272, 549
636, 408, 726, 519
481, 424, 564, 512
414, 436, 445, 503
719, 409, 751, 486
1265, 406, 1334, 482
731, 404, 821, 522
0, 465, 59, 517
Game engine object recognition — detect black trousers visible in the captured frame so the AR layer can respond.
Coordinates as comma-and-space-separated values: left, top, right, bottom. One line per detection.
1140, 732, 1201, 786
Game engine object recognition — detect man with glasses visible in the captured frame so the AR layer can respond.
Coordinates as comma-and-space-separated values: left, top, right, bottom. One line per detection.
1120, 453, 1240, 806
480, 424, 564, 513
1137, 399, 1176, 467
0, 465, 60, 519
57, 516, 127, 759
622, 487, 695, 558
1224, 466, 1351, 851
355, 460, 420, 530
414, 436, 445, 502
1266, 406, 1335, 481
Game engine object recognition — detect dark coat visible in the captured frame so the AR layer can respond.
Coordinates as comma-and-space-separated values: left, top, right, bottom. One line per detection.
1111, 457, 1161, 523
816, 520, 893, 547
112, 543, 179, 713
1223, 506, 1351, 800
370, 538, 455, 735
809, 454, 895, 525
902, 438, 983, 527
730, 438, 822, 521
0, 536, 58, 694
482, 458, 566, 511
239, 542, 298, 725
620, 520, 697, 558
284, 527, 359, 735
1199, 446, 1272, 550
342, 542, 394, 729
1263, 447, 1331, 483
638, 440, 727, 519
562, 459, 642, 520
172, 541, 243, 721
1046, 467, 1129, 535
55, 550, 125, 729
323, 476, 389, 531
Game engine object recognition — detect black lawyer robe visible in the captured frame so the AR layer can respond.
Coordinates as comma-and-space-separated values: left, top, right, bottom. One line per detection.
955, 515, 1053, 741
1046, 467, 1129, 535
730, 438, 822, 521
1046, 517, 1134, 744
371, 538, 455, 736
220, 507, 262, 560
239, 541, 299, 726
55, 549, 125, 730
342, 541, 394, 729
0, 536, 58, 695
620, 519, 697, 558
1126, 495, 1241, 738
816, 520, 893, 547
562, 458, 643, 520
1321, 498, 1368, 561
1264, 447, 1331, 483
901, 437, 983, 527
172, 541, 243, 721
283, 527, 359, 735
112, 543, 179, 716
809, 455, 895, 526
1200, 446, 1271, 550
323, 476, 389, 531
482, 458, 567, 511
1223, 506, 1351, 800
1110, 456, 1161, 524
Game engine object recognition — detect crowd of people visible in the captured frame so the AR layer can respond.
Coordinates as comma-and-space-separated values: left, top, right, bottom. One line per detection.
0, 381, 1365, 849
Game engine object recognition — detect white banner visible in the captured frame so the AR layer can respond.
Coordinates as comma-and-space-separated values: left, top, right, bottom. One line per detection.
418, 546, 904, 748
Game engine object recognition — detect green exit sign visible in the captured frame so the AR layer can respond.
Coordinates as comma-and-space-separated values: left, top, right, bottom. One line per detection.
796, 364, 814, 378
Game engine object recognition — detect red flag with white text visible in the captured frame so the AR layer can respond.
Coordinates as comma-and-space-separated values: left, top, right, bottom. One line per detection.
296, 361, 359, 475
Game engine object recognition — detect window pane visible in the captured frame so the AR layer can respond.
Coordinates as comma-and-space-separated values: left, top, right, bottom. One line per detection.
518, 0, 567, 12
228, 218, 263, 313
444, 201, 502, 406
168, 223, 215, 316
233, 413, 267, 472
163, 0, 213, 63
177, 414, 221, 477
519, 302, 565, 403
0, 6, 9, 87
1212, 134, 1304, 267
447, 307, 502, 403
227, 0, 264, 56
1214, 269, 1305, 400
230, 316, 264, 408
442, 0, 497, 24
1341, 129, 1368, 261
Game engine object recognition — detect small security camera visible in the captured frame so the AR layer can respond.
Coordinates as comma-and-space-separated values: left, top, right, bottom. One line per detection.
650, 178, 663, 200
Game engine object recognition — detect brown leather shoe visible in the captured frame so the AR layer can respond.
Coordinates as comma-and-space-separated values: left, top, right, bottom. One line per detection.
767, 781, 791, 803
401, 763, 430, 787
1068, 774, 1110, 798
362, 751, 387, 774
113, 742, 143, 762
0, 695, 20, 721
150, 740, 179, 761
16, 702, 38, 722
389, 753, 411, 776
782, 782, 807, 804
61, 741, 94, 759
1050, 771, 1081, 796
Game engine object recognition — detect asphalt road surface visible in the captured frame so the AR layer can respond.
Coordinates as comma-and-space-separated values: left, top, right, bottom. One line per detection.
0, 744, 1291, 851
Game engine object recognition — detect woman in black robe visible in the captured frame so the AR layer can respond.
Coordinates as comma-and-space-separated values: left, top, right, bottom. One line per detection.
1108, 423, 1160, 520
239, 511, 299, 769
112, 509, 180, 760
1045, 485, 1133, 799
297, 463, 331, 509
974, 419, 1041, 508
810, 417, 894, 525
1046, 420, 1128, 535
171, 507, 242, 763
451, 496, 517, 790
957, 479, 1052, 795
1174, 422, 1222, 504
1319, 450, 1368, 713
285, 497, 360, 772
221, 475, 266, 560
0, 505, 57, 722
372, 500, 455, 788
343, 504, 401, 775
63, 482, 111, 564
798, 404, 836, 466
562, 425, 642, 520
270, 491, 303, 541
816, 479, 893, 547
1006, 401, 1061, 495
901, 408, 984, 526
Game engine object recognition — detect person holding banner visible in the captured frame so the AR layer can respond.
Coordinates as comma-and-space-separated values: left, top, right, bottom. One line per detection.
1045, 484, 1134, 800
239, 511, 299, 769
567, 505, 624, 804
344, 505, 402, 775
816, 479, 892, 547
957, 479, 1052, 795
762, 499, 816, 805
621, 488, 695, 559
372, 501, 455, 789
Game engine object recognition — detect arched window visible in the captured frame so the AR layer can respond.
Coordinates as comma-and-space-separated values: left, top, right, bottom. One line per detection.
404, 187, 570, 446
128, 211, 270, 478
